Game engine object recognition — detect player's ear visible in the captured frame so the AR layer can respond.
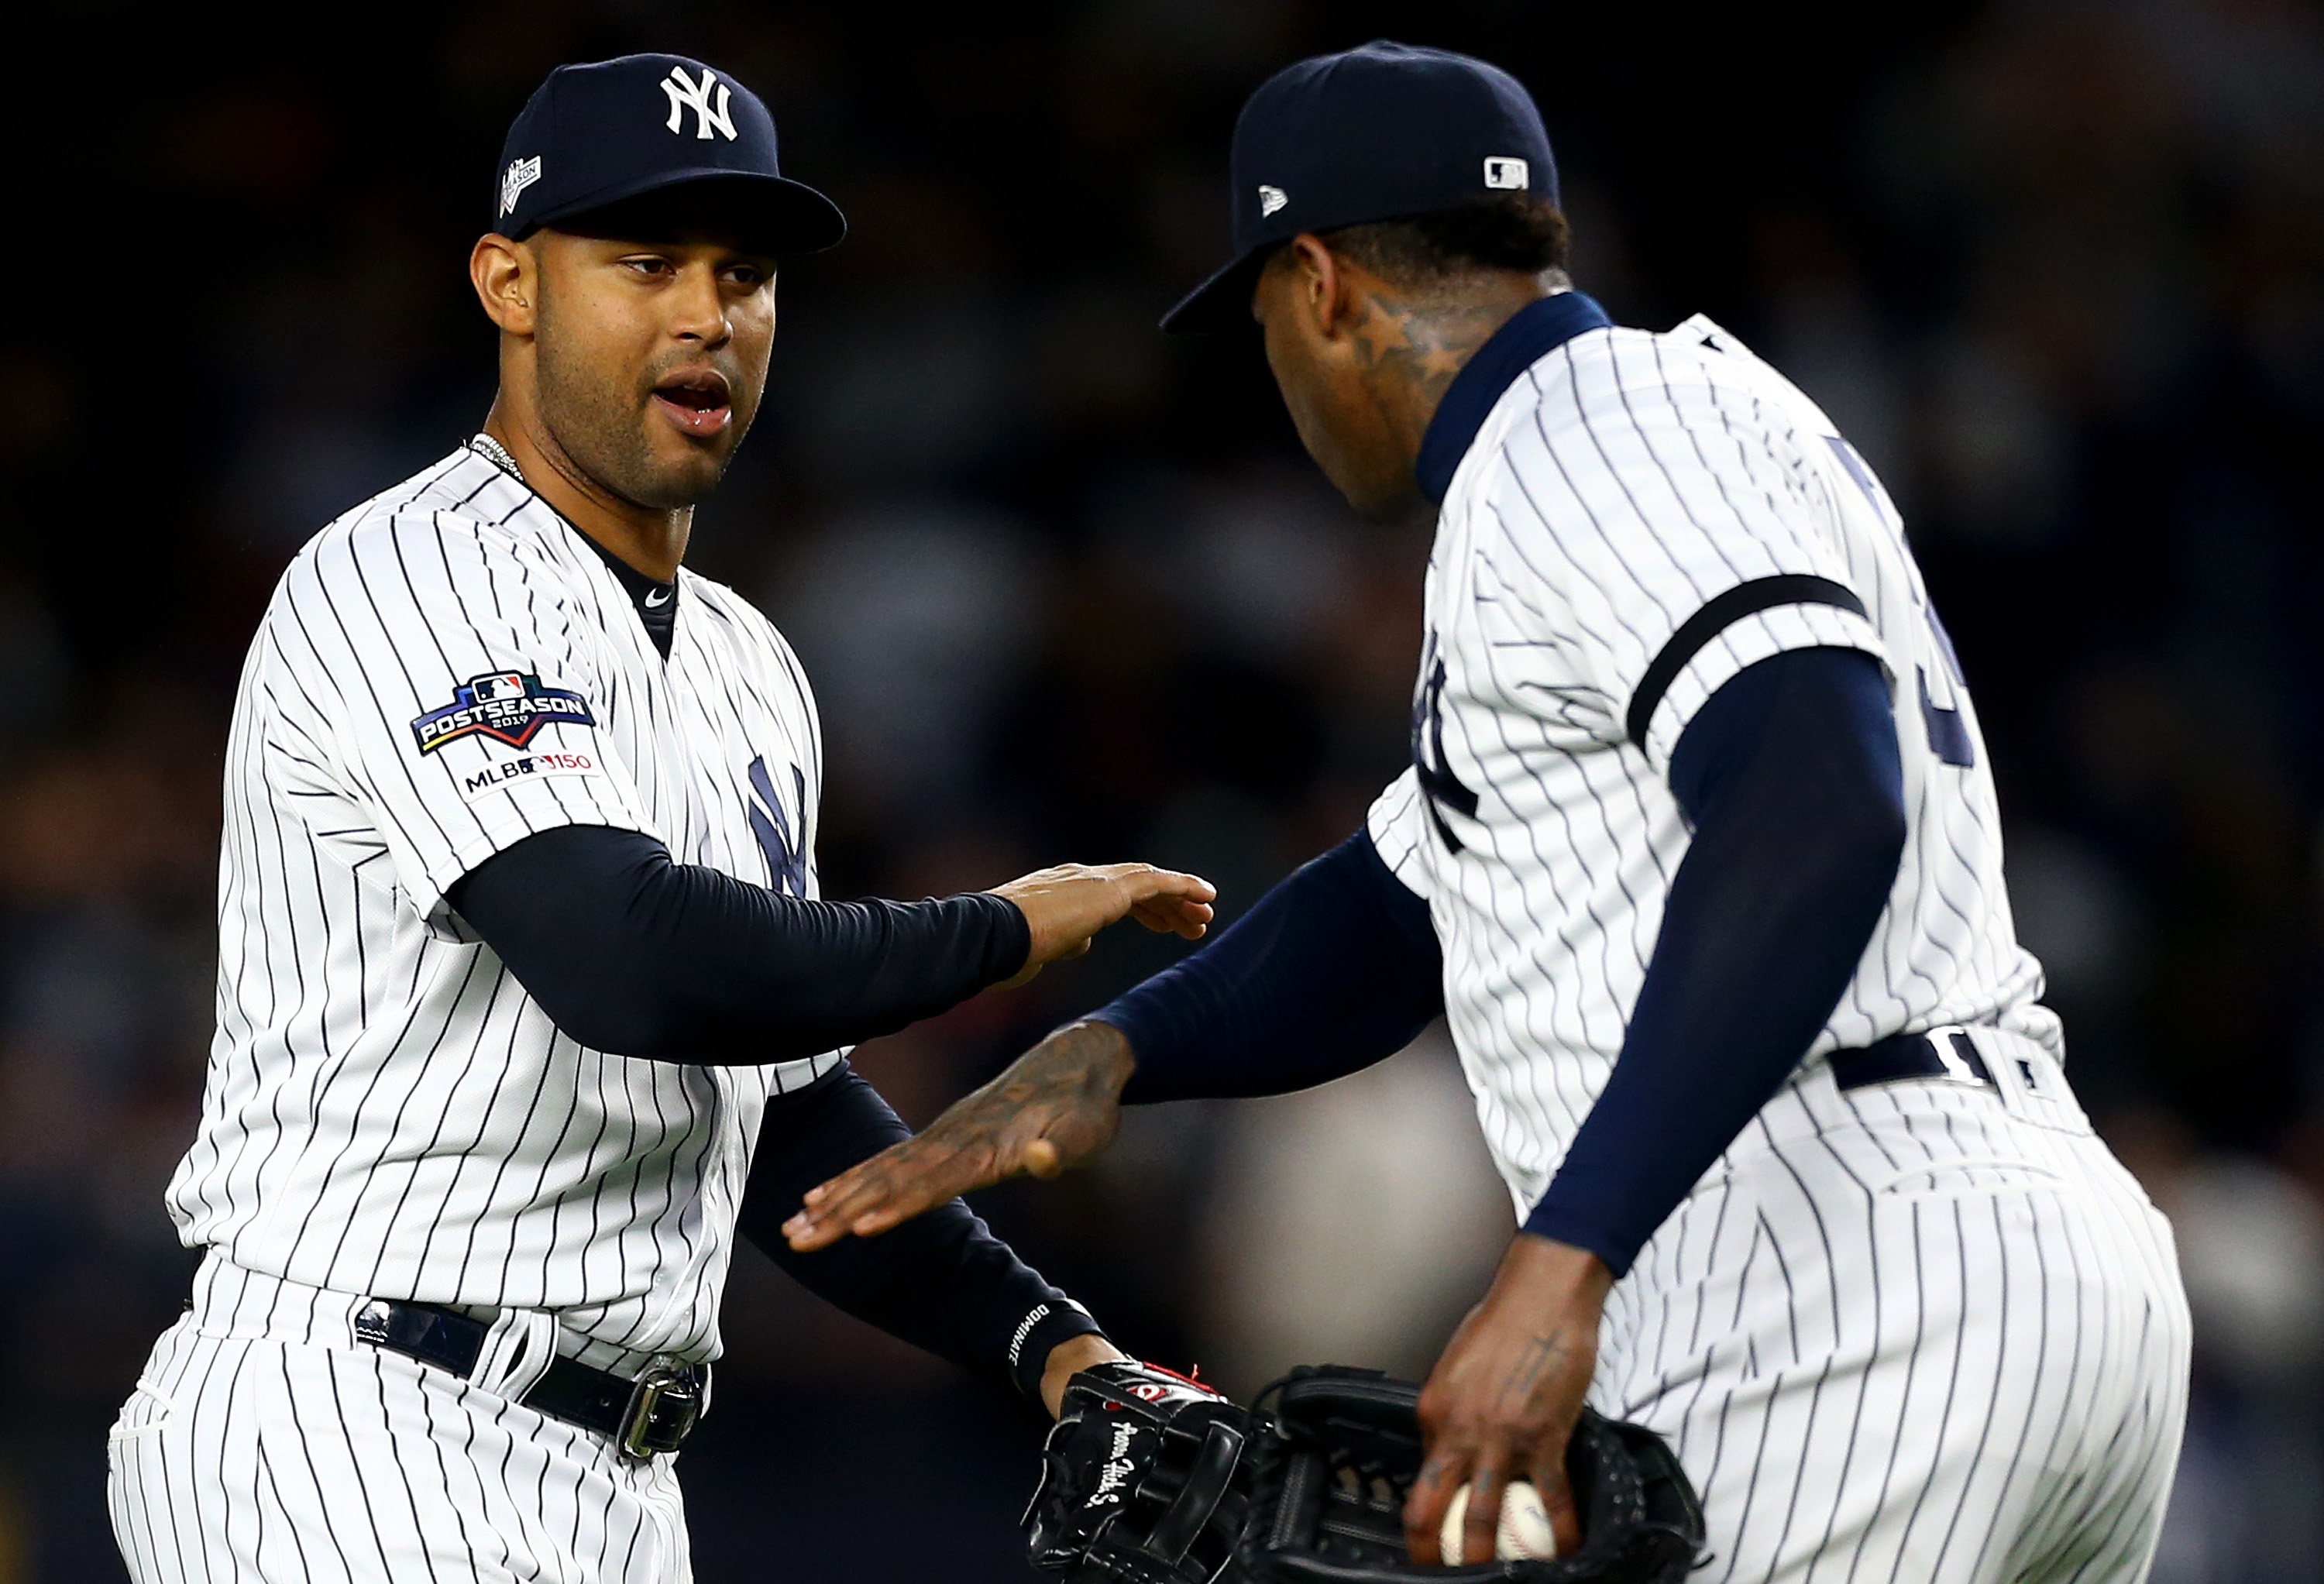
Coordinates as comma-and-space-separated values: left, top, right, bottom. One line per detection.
1280, 235, 1353, 341
471, 233, 538, 336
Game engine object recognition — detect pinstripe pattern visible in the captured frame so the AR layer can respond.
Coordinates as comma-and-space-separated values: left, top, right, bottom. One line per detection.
109, 1259, 692, 1583
122, 442, 838, 1581
1595, 1034, 2188, 1584
1367, 319, 2188, 1579
168, 445, 837, 1376
1369, 315, 2051, 1227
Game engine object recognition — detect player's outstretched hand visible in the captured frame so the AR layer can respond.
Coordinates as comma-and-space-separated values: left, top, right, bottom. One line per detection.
1405, 1234, 1613, 1565
782, 1021, 1134, 1252
988, 862, 1215, 989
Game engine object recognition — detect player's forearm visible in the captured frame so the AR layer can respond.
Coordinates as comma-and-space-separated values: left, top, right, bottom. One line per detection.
736, 1063, 1109, 1398
1096, 829, 1444, 1103
449, 824, 1029, 1061
1527, 649, 1906, 1274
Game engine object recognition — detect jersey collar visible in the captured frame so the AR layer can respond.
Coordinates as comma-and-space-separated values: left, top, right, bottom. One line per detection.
1413, 290, 1614, 505
580, 532, 680, 659
466, 434, 681, 660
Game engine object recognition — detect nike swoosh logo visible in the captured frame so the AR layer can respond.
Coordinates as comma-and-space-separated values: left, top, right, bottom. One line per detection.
644, 586, 673, 608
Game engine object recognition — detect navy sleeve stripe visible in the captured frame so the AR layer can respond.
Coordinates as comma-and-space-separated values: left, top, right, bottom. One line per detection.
1625, 574, 1868, 749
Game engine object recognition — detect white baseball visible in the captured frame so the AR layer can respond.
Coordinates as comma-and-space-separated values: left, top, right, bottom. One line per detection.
1439, 1479, 1559, 1563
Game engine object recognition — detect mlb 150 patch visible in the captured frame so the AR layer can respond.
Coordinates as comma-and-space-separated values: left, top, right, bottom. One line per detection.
456, 749, 604, 804
411, 672, 596, 754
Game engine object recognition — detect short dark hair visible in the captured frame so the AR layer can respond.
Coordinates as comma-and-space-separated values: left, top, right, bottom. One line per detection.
1321, 193, 1571, 287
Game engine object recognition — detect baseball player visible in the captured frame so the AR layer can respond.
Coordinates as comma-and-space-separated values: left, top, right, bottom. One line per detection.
787, 40, 2194, 1584
104, 53, 1215, 1584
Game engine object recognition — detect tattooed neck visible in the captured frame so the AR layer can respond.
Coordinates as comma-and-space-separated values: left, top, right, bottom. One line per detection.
1350, 288, 1537, 451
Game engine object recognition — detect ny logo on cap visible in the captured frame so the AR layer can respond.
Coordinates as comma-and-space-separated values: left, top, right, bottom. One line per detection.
1258, 184, 1287, 218
661, 65, 737, 141
1483, 156, 1529, 191
500, 155, 542, 218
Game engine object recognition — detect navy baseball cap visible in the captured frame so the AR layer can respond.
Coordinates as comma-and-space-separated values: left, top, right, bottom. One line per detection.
493, 54, 845, 253
1161, 40, 1559, 333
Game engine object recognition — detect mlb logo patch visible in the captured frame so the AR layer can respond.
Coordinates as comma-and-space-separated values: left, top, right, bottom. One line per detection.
1483, 156, 1529, 191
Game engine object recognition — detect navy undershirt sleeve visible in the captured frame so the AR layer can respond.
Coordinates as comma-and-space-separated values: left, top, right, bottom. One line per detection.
1094, 830, 1442, 1104
734, 1063, 1103, 1399
1524, 646, 1906, 1275
447, 825, 1030, 1063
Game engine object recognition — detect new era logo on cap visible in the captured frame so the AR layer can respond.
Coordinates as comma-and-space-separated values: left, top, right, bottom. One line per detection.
1258, 184, 1288, 217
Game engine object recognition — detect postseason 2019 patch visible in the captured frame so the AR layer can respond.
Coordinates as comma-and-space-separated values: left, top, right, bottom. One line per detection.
411, 672, 596, 754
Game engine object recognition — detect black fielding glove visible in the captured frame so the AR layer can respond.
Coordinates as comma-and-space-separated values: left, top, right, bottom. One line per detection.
1236, 1366, 1705, 1584
1026, 1360, 1253, 1584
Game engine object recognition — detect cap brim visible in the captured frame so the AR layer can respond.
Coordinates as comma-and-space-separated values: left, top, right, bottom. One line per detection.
1158, 247, 1272, 334
535, 170, 847, 255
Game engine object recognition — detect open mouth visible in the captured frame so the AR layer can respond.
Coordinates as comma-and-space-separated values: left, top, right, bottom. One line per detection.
651, 367, 734, 438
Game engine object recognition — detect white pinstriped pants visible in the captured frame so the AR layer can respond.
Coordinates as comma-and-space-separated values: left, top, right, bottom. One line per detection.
107, 1260, 693, 1584
1595, 1029, 2191, 1584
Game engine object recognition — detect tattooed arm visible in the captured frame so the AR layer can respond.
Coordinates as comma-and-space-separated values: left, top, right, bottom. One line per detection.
782, 831, 1442, 1252
782, 1020, 1137, 1251
1406, 1235, 1613, 1563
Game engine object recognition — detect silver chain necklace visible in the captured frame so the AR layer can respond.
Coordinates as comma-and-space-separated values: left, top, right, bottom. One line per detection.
468, 432, 523, 479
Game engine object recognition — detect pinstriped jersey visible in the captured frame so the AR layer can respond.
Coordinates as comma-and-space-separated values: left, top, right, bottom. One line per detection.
1369, 314, 2058, 1220
167, 442, 837, 1371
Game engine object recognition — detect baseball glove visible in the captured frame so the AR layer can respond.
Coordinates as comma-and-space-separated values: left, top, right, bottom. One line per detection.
1234, 1366, 1704, 1584
1026, 1359, 1254, 1584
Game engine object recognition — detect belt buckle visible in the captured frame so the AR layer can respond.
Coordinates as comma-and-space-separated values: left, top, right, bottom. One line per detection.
619, 1364, 706, 1461
1929, 1026, 1994, 1087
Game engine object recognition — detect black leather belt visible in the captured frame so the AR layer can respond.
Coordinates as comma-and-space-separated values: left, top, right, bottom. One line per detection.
352, 1298, 706, 1459
1827, 1027, 1993, 1092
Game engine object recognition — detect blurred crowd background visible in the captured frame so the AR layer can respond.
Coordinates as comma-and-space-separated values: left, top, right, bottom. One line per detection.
1, 0, 2319, 1579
